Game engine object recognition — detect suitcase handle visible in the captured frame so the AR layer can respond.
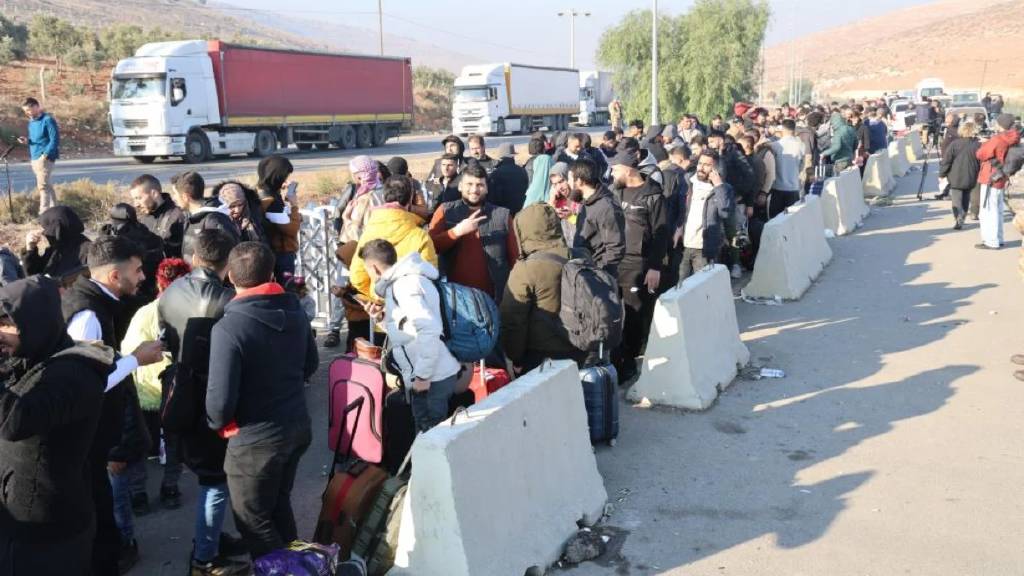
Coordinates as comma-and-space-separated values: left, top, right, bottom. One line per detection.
327, 396, 365, 481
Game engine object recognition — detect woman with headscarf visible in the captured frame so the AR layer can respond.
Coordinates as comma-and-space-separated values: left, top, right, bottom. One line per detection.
215, 181, 267, 245
522, 153, 554, 208
338, 155, 384, 245
256, 155, 302, 279
21, 205, 91, 277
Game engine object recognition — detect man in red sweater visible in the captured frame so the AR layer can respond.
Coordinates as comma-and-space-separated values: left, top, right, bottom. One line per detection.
975, 113, 1021, 250
428, 163, 519, 303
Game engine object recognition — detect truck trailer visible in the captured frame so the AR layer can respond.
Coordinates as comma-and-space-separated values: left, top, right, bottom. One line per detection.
110, 40, 413, 163
578, 70, 614, 126
451, 63, 578, 136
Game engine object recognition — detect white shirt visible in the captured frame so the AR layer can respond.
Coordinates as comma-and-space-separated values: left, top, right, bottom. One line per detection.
684, 177, 714, 250
66, 279, 138, 393
771, 135, 808, 193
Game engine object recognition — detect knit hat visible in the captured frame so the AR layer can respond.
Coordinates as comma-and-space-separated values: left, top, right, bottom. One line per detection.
549, 161, 569, 179
996, 113, 1015, 131
661, 124, 678, 140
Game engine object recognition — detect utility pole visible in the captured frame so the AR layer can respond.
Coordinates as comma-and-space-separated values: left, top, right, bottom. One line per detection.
378, 0, 384, 56
651, 0, 659, 126
557, 9, 591, 69
759, 42, 765, 104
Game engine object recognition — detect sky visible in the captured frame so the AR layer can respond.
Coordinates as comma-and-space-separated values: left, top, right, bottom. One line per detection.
216, 0, 937, 69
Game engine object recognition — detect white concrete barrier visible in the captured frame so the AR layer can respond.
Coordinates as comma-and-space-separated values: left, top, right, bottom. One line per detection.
889, 139, 910, 177
741, 194, 833, 301
862, 151, 890, 198
877, 149, 896, 194
903, 133, 921, 164
626, 265, 749, 410
822, 168, 869, 235
392, 360, 607, 576
909, 129, 926, 160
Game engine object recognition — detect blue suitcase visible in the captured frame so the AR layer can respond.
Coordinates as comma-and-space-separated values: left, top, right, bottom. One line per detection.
580, 361, 619, 446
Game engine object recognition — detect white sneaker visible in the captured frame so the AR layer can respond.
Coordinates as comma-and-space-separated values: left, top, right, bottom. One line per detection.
731, 264, 743, 279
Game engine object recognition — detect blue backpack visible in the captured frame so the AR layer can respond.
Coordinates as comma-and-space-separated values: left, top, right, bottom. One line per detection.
435, 280, 500, 363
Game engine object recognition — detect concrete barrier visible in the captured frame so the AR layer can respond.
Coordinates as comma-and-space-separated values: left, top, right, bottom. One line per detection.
889, 139, 910, 177
822, 168, 869, 235
741, 194, 833, 301
626, 264, 749, 410
877, 149, 896, 194
908, 129, 926, 160
862, 151, 891, 198
392, 360, 607, 576
903, 133, 921, 164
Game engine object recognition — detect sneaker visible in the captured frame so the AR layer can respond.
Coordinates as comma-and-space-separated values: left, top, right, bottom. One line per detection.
159, 485, 182, 510
118, 539, 139, 575
323, 331, 341, 348
1015, 370, 1024, 383
218, 532, 248, 557
730, 264, 743, 279
130, 492, 150, 516
953, 220, 963, 230
190, 556, 251, 576
1011, 354, 1024, 366
975, 243, 999, 250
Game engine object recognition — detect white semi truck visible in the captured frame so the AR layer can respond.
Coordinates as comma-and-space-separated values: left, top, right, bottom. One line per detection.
578, 70, 614, 126
109, 40, 412, 163
451, 63, 578, 136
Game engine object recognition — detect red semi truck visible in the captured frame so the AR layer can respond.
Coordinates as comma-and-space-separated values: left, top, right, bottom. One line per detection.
110, 40, 413, 163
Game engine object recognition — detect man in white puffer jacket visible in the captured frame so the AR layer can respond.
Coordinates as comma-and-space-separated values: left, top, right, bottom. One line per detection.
361, 239, 462, 431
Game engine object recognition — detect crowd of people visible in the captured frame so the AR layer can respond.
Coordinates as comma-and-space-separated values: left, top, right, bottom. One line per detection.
1, 91, 1021, 576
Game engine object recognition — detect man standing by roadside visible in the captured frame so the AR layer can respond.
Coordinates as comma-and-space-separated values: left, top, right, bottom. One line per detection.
425, 153, 463, 207
607, 148, 668, 383
18, 97, 60, 214
130, 174, 187, 258
975, 114, 1021, 250
678, 151, 732, 281
569, 158, 625, 277
171, 171, 240, 260
207, 242, 318, 559
770, 120, 810, 218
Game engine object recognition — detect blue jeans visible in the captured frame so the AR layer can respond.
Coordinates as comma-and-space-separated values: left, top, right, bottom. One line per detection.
193, 483, 230, 562
410, 374, 457, 432
108, 469, 135, 544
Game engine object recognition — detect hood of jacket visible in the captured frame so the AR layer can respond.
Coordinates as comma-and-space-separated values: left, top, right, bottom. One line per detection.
514, 203, 566, 257
0, 276, 73, 367
38, 206, 85, 245
226, 286, 305, 333
189, 198, 231, 224
363, 206, 427, 243
374, 252, 439, 300
829, 112, 847, 132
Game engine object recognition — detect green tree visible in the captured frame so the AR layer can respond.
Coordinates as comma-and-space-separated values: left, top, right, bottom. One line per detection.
597, 0, 770, 124
99, 25, 185, 61
0, 15, 28, 60
413, 66, 455, 92
28, 15, 87, 69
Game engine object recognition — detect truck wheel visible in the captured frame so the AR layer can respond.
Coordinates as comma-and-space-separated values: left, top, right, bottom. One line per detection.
372, 124, 388, 147
133, 156, 156, 164
184, 131, 210, 164
254, 129, 277, 157
496, 119, 506, 135
315, 143, 331, 151
336, 125, 357, 149
356, 125, 373, 148
296, 143, 313, 151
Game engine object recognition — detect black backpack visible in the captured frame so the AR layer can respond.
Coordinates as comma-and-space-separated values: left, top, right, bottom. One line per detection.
724, 148, 756, 200
1004, 145, 1024, 177
530, 252, 623, 353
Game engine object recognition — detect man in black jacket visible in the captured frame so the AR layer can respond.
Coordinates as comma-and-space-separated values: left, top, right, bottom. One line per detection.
62, 236, 164, 575
207, 242, 318, 558
488, 143, 529, 215
171, 170, 241, 260
158, 229, 249, 575
569, 158, 626, 277
608, 149, 668, 382
466, 134, 497, 174
130, 173, 186, 258
425, 153, 463, 209
21, 205, 91, 277
0, 276, 114, 576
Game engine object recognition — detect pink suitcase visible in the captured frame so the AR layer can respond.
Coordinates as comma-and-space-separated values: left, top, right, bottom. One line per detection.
328, 354, 386, 465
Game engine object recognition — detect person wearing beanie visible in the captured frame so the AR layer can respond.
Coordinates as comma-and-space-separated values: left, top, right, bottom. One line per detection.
975, 113, 1021, 250
386, 156, 431, 220
426, 135, 467, 182
256, 155, 301, 279
487, 142, 529, 215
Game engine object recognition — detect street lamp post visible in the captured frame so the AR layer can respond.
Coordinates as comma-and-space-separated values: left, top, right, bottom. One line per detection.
557, 9, 590, 69
651, 0, 659, 126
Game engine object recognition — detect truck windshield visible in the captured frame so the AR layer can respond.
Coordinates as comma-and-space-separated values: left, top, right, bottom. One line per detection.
920, 87, 943, 98
953, 93, 979, 105
455, 87, 492, 103
111, 76, 166, 100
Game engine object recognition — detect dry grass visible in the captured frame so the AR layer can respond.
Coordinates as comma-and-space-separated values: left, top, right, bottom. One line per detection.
0, 178, 124, 247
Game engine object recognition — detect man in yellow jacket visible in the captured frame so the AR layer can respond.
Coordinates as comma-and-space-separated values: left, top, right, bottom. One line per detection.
349, 176, 439, 303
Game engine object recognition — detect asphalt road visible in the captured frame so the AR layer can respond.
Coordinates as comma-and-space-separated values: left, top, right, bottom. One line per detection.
3, 130, 604, 193
128, 160, 1024, 575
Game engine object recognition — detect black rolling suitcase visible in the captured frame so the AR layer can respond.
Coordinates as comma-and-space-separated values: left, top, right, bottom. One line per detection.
579, 344, 619, 446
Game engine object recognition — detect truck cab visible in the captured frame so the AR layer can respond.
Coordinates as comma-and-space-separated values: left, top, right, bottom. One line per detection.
915, 77, 945, 103
110, 40, 221, 163
452, 64, 510, 136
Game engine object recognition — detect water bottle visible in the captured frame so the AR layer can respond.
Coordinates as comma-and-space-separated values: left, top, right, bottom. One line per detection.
759, 368, 786, 379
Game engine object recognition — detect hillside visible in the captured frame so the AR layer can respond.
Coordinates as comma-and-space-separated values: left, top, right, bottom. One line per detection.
764, 0, 1023, 103
0, 0, 472, 71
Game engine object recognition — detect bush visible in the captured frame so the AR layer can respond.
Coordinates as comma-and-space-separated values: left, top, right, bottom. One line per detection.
0, 15, 28, 60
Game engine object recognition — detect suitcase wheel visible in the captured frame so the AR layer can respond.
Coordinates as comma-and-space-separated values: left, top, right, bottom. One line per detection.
608, 438, 617, 447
